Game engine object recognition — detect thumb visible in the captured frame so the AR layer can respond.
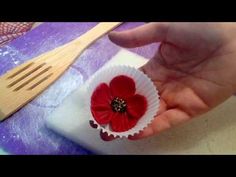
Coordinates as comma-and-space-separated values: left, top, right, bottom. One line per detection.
108, 22, 169, 48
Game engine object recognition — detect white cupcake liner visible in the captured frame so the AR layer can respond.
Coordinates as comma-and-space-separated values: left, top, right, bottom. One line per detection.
85, 65, 160, 138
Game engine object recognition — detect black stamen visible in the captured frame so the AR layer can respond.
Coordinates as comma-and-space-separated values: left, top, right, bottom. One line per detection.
111, 97, 127, 113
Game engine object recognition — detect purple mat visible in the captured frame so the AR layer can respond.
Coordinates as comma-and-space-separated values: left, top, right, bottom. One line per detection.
0, 22, 158, 154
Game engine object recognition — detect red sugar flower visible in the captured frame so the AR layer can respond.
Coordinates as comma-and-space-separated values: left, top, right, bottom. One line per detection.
90, 75, 147, 132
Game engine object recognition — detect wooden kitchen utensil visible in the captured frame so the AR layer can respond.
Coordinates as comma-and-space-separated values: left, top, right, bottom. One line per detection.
0, 22, 122, 121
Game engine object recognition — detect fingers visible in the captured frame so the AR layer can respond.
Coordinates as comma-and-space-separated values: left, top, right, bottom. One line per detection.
91, 88, 191, 141
129, 98, 167, 140
90, 120, 116, 141
129, 108, 191, 140
108, 22, 169, 48
100, 131, 116, 141
128, 124, 154, 140
92, 105, 191, 141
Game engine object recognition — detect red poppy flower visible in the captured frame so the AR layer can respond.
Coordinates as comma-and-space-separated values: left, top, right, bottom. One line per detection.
90, 75, 147, 132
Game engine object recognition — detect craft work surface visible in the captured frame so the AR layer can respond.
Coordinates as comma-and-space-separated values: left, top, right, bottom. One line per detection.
1, 23, 236, 154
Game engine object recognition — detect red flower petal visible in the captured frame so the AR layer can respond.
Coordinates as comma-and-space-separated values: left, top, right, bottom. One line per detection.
91, 83, 112, 108
91, 107, 115, 124
126, 94, 147, 119
110, 113, 139, 132
109, 75, 135, 99
91, 83, 113, 124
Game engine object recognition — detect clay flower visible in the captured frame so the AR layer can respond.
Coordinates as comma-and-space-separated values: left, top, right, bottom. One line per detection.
90, 75, 147, 132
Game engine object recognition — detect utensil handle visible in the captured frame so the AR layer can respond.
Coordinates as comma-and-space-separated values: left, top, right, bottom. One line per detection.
72, 22, 122, 47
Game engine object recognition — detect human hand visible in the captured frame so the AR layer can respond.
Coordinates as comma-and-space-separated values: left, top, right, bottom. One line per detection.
100, 22, 236, 141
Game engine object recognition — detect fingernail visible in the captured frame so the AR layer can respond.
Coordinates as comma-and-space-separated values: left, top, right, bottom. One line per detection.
89, 120, 98, 129
100, 131, 115, 141
128, 134, 140, 140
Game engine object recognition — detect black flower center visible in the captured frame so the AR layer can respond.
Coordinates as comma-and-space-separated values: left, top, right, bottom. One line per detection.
111, 97, 127, 113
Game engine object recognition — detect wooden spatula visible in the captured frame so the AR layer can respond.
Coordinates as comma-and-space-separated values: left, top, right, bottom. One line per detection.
0, 22, 122, 121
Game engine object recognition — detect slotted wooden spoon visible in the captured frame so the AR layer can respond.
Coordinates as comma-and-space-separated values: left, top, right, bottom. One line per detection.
0, 22, 122, 121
